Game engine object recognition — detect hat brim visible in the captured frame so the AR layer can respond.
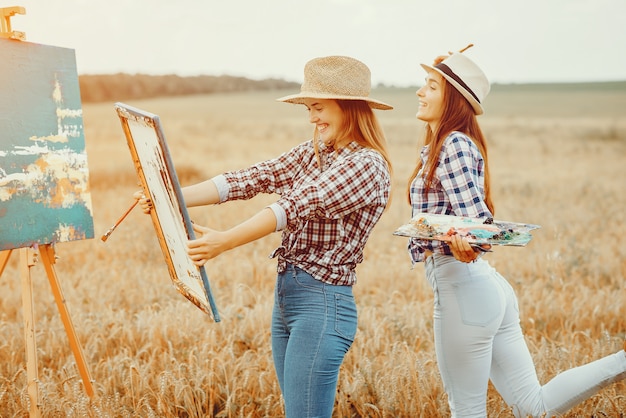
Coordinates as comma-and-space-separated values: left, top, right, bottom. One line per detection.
277, 92, 393, 110
420, 63, 483, 115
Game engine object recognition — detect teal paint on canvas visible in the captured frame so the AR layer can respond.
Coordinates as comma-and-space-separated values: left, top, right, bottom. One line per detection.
0, 38, 94, 250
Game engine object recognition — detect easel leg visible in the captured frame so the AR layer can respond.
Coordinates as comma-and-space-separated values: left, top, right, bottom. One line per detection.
0, 249, 12, 275
39, 244, 95, 398
19, 247, 41, 418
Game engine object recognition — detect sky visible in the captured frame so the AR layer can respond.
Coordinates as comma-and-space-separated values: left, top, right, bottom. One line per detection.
5, 0, 626, 86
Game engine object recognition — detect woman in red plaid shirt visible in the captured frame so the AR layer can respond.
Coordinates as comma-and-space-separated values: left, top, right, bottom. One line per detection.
137, 55, 392, 418
407, 46, 626, 417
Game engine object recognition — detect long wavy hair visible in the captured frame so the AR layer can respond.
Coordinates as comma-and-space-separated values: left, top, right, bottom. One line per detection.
407, 78, 494, 215
313, 100, 393, 207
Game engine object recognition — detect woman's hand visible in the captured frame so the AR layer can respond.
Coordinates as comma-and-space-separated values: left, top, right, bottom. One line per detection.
186, 208, 277, 266
433, 54, 450, 65
448, 234, 480, 263
187, 223, 230, 266
133, 190, 153, 214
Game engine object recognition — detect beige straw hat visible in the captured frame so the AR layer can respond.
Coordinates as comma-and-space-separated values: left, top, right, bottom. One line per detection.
420, 52, 490, 115
277, 56, 393, 110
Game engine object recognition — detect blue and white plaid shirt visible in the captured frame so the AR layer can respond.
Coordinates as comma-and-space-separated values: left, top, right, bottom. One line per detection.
408, 131, 492, 263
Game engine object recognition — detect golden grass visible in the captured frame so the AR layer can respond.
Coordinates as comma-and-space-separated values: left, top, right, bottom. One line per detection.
1, 86, 625, 417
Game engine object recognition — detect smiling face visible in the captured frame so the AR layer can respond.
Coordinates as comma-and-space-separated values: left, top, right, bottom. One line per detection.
415, 70, 445, 131
302, 98, 346, 148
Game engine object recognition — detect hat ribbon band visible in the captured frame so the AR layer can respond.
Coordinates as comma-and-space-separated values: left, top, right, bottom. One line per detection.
435, 63, 480, 104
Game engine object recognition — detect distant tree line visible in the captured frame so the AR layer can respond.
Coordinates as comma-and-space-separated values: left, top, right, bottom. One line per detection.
78, 73, 300, 102
78, 74, 626, 103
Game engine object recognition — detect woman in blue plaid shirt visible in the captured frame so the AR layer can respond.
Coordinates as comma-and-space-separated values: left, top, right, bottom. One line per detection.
408, 46, 626, 417
137, 55, 392, 418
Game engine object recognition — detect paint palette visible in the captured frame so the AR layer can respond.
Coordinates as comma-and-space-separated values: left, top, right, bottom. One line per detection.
394, 212, 541, 246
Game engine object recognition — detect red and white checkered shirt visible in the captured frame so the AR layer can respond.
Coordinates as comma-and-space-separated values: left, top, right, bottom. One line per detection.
215, 139, 390, 286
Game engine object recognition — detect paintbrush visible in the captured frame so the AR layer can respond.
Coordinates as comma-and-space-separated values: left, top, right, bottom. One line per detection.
100, 200, 139, 242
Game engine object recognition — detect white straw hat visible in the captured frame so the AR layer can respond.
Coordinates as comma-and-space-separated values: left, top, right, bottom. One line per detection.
420, 52, 490, 115
277, 56, 393, 110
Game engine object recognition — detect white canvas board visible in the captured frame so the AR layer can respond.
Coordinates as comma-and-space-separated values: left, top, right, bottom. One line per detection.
115, 103, 219, 321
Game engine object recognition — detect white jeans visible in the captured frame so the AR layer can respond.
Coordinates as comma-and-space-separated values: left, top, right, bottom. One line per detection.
425, 253, 626, 417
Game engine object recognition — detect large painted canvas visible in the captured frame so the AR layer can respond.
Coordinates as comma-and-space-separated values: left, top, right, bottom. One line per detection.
0, 38, 94, 250
115, 103, 220, 322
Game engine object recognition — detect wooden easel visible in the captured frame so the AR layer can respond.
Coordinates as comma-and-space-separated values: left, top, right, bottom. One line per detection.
1, 7, 95, 416
0, 246, 95, 417
0, 5, 25, 40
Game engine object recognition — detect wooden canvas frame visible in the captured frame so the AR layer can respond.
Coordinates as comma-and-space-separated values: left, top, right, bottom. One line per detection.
114, 103, 220, 322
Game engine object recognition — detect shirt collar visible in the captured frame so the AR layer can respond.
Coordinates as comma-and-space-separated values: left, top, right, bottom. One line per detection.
319, 139, 361, 154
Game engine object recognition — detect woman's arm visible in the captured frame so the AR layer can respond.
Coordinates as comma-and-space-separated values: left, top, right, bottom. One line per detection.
182, 179, 220, 207
187, 207, 277, 266
133, 179, 220, 213
440, 134, 491, 219
133, 183, 278, 265
439, 134, 491, 262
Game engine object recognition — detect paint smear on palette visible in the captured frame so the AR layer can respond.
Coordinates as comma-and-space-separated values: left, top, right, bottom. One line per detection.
0, 39, 94, 250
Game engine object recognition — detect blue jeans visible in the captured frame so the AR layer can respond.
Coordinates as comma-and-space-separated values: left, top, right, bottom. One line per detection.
425, 253, 626, 417
271, 264, 357, 418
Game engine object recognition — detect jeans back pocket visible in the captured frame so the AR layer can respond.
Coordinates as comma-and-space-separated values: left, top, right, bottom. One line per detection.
334, 294, 357, 341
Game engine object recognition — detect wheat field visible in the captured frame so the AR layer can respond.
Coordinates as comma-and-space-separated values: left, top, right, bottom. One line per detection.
1, 85, 625, 417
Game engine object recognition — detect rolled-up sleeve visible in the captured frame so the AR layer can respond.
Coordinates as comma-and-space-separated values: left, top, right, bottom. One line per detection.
211, 174, 230, 203
268, 202, 287, 232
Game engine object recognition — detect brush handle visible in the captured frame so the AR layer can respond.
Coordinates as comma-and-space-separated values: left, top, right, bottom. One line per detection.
100, 200, 139, 242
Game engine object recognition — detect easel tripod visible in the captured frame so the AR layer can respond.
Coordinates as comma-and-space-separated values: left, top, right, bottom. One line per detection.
0, 245, 95, 417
